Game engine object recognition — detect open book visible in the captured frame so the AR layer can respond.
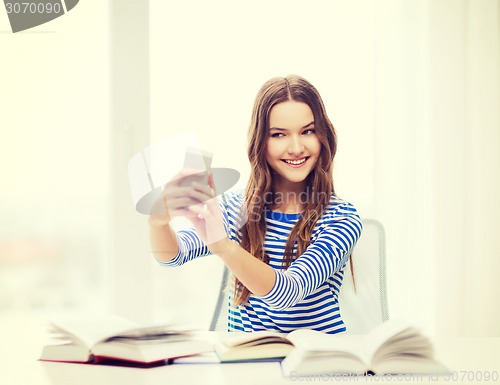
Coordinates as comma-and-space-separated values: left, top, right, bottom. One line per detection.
39, 315, 213, 367
214, 331, 295, 362
281, 319, 449, 376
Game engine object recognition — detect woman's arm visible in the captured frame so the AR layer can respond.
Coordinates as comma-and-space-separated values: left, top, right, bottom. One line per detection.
211, 208, 361, 307
183, 182, 277, 296
181, 176, 361, 305
258, 211, 362, 310
191, 197, 362, 308
148, 218, 179, 262
214, 239, 277, 297
148, 169, 214, 264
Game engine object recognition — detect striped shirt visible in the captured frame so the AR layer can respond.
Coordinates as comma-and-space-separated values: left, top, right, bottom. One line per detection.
158, 190, 362, 334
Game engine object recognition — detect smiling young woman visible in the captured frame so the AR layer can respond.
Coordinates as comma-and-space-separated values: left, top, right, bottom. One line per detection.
266, 100, 321, 196
149, 75, 362, 334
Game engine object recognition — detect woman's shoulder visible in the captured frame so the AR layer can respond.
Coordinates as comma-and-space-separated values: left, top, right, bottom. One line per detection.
313, 195, 363, 248
322, 194, 361, 222
219, 189, 245, 211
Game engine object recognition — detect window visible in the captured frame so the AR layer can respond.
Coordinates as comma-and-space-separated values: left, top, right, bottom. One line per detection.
0, 2, 110, 320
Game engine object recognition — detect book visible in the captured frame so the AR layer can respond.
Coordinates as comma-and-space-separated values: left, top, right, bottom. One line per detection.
214, 331, 295, 362
39, 315, 213, 367
280, 319, 449, 376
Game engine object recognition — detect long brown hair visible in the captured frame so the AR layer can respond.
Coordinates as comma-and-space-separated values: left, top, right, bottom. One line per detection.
234, 75, 339, 306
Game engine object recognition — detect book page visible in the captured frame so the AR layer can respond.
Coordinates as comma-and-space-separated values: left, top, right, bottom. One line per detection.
49, 315, 139, 348
362, 319, 415, 361
218, 331, 289, 348
373, 356, 449, 375
286, 329, 368, 364
281, 347, 367, 376
92, 338, 213, 364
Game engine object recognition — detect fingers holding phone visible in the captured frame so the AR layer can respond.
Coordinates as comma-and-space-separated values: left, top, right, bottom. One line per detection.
163, 169, 213, 220
149, 148, 214, 225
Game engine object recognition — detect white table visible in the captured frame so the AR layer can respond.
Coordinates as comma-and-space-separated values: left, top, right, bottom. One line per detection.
1, 317, 499, 385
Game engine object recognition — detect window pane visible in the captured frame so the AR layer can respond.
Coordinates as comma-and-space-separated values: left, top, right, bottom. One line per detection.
0, 2, 110, 320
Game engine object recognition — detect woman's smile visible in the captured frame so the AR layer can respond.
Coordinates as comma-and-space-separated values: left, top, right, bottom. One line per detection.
281, 156, 310, 167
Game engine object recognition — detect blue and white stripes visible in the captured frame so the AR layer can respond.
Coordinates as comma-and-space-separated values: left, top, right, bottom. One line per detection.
158, 190, 362, 334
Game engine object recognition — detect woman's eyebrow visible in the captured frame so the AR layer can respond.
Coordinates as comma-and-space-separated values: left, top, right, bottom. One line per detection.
269, 121, 315, 130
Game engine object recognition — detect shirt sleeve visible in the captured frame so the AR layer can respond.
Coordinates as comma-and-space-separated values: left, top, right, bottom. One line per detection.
155, 227, 212, 267
256, 202, 362, 310
156, 194, 234, 267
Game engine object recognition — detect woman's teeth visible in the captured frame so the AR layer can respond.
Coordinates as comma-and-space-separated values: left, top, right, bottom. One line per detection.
284, 158, 307, 165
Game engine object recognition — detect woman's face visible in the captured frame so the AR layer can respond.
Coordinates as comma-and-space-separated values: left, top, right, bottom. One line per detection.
265, 100, 321, 190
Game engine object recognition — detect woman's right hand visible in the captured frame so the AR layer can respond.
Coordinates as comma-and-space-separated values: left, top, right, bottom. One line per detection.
148, 169, 207, 227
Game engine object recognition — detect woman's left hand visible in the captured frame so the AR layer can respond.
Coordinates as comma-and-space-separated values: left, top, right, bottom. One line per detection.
183, 173, 231, 254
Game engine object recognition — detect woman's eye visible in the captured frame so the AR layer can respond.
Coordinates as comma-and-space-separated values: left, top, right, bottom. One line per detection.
271, 132, 284, 138
302, 129, 316, 135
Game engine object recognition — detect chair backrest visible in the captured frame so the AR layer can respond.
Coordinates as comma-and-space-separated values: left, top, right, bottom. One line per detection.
338, 218, 389, 334
209, 218, 388, 333
209, 266, 230, 331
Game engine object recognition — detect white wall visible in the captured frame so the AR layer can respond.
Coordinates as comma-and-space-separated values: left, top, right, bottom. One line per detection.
430, 0, 500, 336
371, 0, 499, 337
372, 0, 436, 334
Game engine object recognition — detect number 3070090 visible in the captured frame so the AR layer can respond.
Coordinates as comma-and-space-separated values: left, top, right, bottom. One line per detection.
5, 2, 62, 14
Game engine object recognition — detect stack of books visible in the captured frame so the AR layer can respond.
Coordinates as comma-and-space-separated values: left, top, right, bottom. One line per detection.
40, 316, 448, 375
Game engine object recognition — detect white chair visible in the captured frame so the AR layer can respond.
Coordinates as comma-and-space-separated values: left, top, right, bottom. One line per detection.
338, 218, 389, 334
209, 218, 389, 333
209, 264, 230, 332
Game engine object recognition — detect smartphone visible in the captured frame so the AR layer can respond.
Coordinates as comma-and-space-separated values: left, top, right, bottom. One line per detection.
179, 147, 213, 187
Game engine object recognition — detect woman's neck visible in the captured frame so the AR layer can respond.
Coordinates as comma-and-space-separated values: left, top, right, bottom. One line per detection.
269, 180, 307, 214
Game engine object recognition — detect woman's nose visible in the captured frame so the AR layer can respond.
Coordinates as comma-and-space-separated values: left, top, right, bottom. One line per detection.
287, 136, 305, 155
